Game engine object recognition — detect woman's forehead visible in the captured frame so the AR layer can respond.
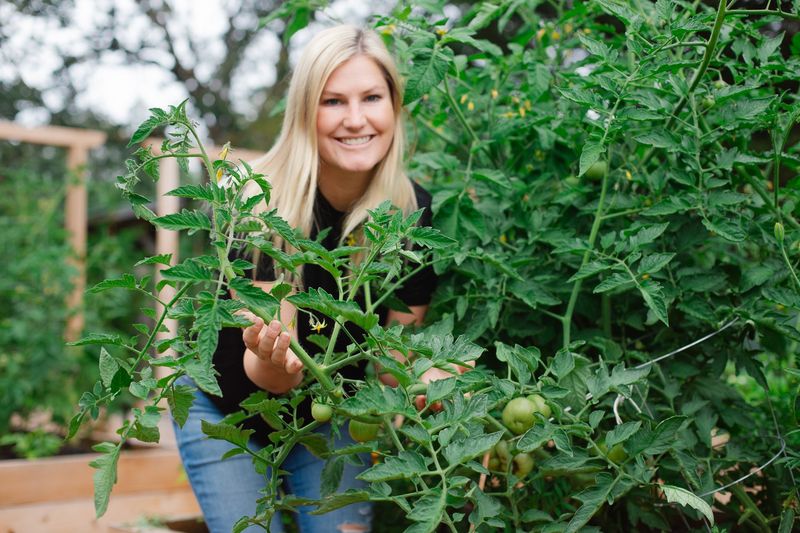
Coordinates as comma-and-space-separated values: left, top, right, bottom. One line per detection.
322, 56, 390, 94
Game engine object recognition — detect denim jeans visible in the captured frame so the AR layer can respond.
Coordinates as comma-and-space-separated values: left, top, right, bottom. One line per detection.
172, 376, 372, 533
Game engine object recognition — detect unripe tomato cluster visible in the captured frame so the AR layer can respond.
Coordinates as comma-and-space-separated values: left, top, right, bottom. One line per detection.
501, 393, 551, 435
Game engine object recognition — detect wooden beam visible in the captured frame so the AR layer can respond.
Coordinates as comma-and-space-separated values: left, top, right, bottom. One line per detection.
0, 120, 106, 148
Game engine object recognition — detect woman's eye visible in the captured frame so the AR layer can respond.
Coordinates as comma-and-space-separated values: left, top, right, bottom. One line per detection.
365, 94, 382, 102
322, 98, 341, 106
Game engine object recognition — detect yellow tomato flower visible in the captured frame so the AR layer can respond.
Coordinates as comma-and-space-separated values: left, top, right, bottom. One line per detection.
536, 28, 546, 41
436, 27, 448, 37
460, 94, 468, 104
468, 101, 475, 111
499, 234, 507, 244
625, 170, 632, 181
215, 168, 224, 182
218, 142, 230, 161
309, 317, 328, 334
381, 24, 396, 36
518, 107, 526, 118
551, 30, 561, 40
491, 89, 499, 99
565, 23, 573, 34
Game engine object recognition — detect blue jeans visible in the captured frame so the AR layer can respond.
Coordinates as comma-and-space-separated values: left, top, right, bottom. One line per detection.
172, 377, 372, 533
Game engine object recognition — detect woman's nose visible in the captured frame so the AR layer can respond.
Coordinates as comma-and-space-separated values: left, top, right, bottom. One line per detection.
343, 103, 366, 129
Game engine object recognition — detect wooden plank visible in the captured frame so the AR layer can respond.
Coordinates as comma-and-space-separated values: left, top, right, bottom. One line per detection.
0, 120, 106, 148
0, 489, 200, 533
0, 449, 189, 506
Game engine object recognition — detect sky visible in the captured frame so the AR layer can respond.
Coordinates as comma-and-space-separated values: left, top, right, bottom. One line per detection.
0, 0, 391, 134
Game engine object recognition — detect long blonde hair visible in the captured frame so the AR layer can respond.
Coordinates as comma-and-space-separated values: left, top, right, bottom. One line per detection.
247, 25, 417, 250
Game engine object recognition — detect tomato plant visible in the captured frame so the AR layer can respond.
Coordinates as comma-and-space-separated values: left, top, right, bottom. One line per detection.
68, 1, 800, 532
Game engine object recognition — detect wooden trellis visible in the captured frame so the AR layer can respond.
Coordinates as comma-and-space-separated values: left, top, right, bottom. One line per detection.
0, 120, 106, 342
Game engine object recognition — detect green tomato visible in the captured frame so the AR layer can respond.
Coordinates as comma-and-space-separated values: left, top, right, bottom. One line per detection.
502, 397, 537, 435
513, 453, 535, 477
584, 160, 607, 181
526, 393, 552, 419
701, 95, 715, 110
311, 402, 333, 423
564, 175, 580, 187
494, 439, 511, 464
348, 420, 380, 443
594, 441, 628, 464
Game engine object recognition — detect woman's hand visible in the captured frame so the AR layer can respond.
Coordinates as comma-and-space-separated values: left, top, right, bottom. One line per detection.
239, 310, 304, 394
414, 361, 476, 411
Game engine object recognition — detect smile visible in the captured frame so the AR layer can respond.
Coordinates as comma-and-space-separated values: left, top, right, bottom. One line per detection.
336, 135, 374, 146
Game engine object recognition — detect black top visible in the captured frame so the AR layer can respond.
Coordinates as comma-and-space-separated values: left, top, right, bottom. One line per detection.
206, 182, 437, 447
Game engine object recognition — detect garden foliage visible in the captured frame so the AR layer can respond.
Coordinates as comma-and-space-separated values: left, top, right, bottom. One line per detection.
71, 1, 800, 531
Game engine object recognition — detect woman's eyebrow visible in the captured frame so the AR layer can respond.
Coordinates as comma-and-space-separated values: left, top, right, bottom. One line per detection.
321, 86, 386, 97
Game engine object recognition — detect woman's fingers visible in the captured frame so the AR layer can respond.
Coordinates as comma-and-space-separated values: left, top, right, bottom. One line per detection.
284, 351, 304, 374
242, 316, 264, 352
256, 320, 282, 361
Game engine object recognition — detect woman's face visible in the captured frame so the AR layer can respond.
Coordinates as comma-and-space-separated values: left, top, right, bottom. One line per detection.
316, 55, 396, 183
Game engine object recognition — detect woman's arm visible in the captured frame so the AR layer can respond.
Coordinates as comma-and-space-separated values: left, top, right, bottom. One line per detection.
236, 281, 305, 394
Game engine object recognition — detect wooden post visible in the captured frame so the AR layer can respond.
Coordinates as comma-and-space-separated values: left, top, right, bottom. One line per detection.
154, 157, 180, 365
64, 146, 89, 342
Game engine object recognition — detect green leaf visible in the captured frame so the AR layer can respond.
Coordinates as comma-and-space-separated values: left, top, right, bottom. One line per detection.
426, 377, 457, 404
310, 490, 370, 515
201, 420, 254, 449
167, 384, 195, 429
152, 209, 211, 232
701, 217, 747, 242
518, 423, 555, 452
495, 342, 540, 386
406, 489, 445, 527
579, 141, 604, 177
99, 348, 119, 388
662, 485, 714, 524
404, 44, 453, 105
358, 450, 430, 482
638, 280, 669, 326
89, 442, 121, 517
593, 273, 631, 293
552, 348, 575, 379
128, 115, 163, 147
67, 333, 126, 347
89, 274, 137, 293
135, 254, 172, 267
634, 131, 678, 150
320, 456, 345, 498
605, 421, 642, 448
631, 223, 669, 247
637, 253, 675, 275
184, 357, 221, 397
408, 226, 456, 248
288, 288, 378, 331
565, 473, 614, 533
443, 431, 503, 466
165, 184, 215, 201
230, 277, 281, 320
568, 260, 613, 282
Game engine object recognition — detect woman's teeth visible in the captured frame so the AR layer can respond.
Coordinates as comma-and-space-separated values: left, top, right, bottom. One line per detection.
339, 136, 372, 145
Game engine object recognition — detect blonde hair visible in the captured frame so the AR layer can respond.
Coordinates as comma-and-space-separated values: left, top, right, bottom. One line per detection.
247, 25, 417, 252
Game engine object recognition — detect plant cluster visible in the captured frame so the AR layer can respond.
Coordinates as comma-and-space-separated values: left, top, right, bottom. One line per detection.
70, 1, 800, 532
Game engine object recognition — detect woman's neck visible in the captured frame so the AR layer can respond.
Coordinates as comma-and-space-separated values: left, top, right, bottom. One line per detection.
317, 164, 373, 212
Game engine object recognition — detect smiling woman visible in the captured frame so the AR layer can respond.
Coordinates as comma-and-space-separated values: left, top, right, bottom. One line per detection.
170, 25, 441, 533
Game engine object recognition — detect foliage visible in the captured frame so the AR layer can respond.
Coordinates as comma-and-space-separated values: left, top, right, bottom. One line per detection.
70, 1, 800, 532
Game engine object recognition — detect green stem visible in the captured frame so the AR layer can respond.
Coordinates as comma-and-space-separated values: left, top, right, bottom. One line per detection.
563, 168, 610, 348
779, 243, 800, 291
727, 8, 800, 22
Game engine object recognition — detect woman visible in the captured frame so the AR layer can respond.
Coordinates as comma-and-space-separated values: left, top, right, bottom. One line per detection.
173, 25, 442, 533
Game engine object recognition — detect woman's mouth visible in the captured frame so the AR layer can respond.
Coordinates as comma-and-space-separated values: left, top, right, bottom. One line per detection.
336, 135, 374, 146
